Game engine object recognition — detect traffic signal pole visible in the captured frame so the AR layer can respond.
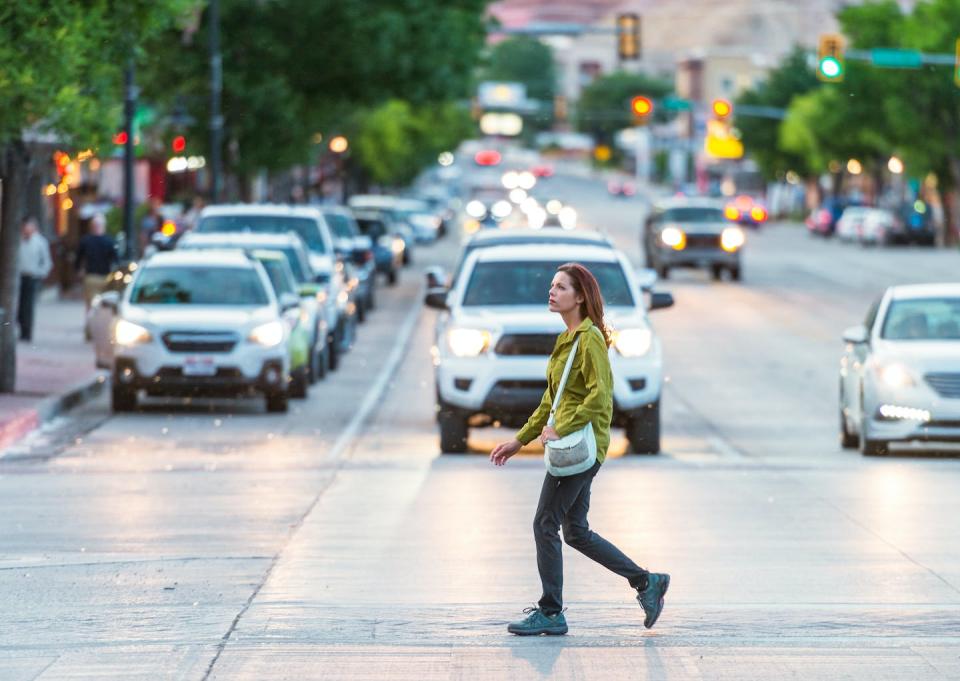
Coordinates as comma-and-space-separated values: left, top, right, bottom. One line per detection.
209, 0, 223, 202
122, 57, 137, 260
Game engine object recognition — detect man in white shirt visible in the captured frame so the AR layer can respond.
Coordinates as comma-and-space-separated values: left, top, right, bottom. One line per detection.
17, 217, 52, 342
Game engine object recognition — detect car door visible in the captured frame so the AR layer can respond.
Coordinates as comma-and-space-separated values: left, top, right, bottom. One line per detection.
846, 297, 882, 425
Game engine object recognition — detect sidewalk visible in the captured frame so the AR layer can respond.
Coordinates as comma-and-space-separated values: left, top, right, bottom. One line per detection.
0, 287, 105, 453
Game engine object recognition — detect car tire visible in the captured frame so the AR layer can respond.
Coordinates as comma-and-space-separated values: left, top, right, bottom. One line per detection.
438, 405, 469, 453
327, 333, 340, 371
367, 286, 376, 311
111, 385, 137, 412
711, 264, 724, 281
387, 269, 398, 286
655, 263, 669, 280
839, 408, 859, 449
314, 346, 328, 380
859, 412, 888, 456
626, 400, 660, 454
289, 367, 309, 399
403, 250, 413, 266
265, 391, 289, 413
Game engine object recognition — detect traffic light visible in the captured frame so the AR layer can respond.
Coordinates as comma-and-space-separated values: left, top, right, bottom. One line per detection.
172, 135, 186, 153
712, 98, 732, 119
617, 13, 641, 61
630, 95, 653, 122
817, 34, 845, 82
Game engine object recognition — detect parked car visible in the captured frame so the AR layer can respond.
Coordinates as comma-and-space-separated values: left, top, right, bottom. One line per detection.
895, 201, 936, 245
643, 198, 745, 281
321, 205, 377, 321
425, 242, 673, 454
806, 198, 849, 237
859, 208, 902, 246
839, 284, 960, 455
835, 207, 870, 242
108, 250, 292, 413
607, 179, 637, 197
193, 205, 357, 368
176, 231, 333, 378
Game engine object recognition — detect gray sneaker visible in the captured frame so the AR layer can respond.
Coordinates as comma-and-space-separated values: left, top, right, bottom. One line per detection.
507, 607, 568, 636
636, 573, 670, 629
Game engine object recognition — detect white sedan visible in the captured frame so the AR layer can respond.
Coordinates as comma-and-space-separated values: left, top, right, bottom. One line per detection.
839, 284, 960, 455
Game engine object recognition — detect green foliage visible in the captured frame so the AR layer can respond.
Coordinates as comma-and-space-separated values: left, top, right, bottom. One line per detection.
354, 100, 473, 186
575, 71, 672, 141
483, 37, 556, 101
735, 47, 819, 179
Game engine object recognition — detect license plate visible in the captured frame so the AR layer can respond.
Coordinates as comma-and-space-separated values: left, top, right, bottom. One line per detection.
183, 356, 217, 376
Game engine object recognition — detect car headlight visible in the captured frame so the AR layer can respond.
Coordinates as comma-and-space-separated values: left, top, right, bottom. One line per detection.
612, 328, 653, 357
391, 238, 405, 254
721, 226, 746, 252
447, 328, 491, 357
660, 227, 686, 250
249, 321, 285, 347
877, 363, 915, 388
114, 319, 151, 346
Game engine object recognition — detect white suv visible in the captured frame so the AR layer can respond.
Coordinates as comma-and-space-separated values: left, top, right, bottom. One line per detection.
110, 250, 293, 413
425, 243, 674, 454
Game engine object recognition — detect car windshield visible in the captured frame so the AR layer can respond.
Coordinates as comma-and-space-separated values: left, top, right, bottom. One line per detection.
356, 218, 386, 239
881, 298, 960, 340
660, 207, 725, 222
324, 212, 356, 239
462, 261, 633, 307
129, 266, 269, 305
196, 215, 326, 253
257, 258, 295, 297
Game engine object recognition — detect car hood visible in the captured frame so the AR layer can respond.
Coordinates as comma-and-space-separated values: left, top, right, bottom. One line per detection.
873, 340, 960, 373
449, 305, 647, 333
665, 221, 731, 235
121, 305, 276, 331
309, 253, 335, 274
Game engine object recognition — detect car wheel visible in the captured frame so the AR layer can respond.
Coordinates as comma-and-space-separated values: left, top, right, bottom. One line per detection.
289, 367, 309, 399
438, 405, 469, 453
730, 264, 742, 281
711, 264, 724, 281
859, 408, 887, 456
265, 390, 289, 413
655, 263, 669, 280
839, 404, 859, 449
357, 296, 367, 323
314, 346, 327, 380
327, 333, 340, 371
387, 269, 398, 286
626, 400, 660, 454
367, 287, 376, 311
111, 385, 137, 413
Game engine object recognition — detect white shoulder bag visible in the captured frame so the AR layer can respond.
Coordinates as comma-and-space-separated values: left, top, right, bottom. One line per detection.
544, 327, 603, 476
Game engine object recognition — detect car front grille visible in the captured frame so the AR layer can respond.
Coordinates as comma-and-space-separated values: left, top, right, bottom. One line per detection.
162, 332, 238, 353
685, 234, 721, 249
495, 334, 557, 356
157, 367, 243, 379
925, 373, 960, 398
493, 380, 548, 391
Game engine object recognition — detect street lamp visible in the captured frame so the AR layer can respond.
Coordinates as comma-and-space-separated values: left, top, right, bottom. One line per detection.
888, 156, 904, 174
329, 136, 349, 153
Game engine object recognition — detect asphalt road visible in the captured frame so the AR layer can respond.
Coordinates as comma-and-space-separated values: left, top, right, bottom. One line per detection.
3, 170, 960, 680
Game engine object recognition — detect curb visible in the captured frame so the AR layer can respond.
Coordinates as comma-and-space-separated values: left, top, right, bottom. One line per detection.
0, 371, 108, 456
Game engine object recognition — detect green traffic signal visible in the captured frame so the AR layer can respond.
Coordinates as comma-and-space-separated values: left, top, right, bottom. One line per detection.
819, 56, 842, 80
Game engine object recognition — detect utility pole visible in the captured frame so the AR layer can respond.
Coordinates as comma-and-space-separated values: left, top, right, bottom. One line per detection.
209, 0, 223, 202
123, 57, 137, 260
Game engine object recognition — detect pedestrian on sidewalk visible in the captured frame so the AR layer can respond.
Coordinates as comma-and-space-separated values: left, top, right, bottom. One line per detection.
75, 213, 118, 314
16, 216, 53, 343
489, 263, 669, 636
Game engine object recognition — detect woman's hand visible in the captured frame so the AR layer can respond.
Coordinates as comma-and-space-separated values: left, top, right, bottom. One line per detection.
539, 426, 560, 445
490, 438, 522, 466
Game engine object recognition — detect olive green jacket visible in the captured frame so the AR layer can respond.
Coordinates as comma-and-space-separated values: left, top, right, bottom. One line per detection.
516, 317, 614, 462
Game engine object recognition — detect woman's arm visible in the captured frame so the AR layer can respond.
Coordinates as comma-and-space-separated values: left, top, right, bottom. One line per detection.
556, 331, 611, 437
515, 387, 553, 446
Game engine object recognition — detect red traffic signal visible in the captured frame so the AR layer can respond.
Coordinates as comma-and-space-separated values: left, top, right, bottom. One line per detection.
712, 98, 732, 119
113, 131, 128, 145
630, 96, 653, 117
172, 135, 186, 153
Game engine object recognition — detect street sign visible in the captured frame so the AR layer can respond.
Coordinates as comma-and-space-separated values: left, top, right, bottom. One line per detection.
661, 96, 692, 112
705, 120, 743, 160
871, 48, 922, 69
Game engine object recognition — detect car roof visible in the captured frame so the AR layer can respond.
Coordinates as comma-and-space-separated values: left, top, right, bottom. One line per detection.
348, 195, 398, 207
471, 243, 621, 264
320, 205, 353, 216
889, 284, 960, 300
144, 249, 256, 268
466, 228, 611, 248
652, 197, 725, 210
199, 203, 326, 221
179, 232, 305, 248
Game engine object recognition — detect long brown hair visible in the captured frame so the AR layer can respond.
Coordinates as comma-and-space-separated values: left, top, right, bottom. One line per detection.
557, 263, 611, 347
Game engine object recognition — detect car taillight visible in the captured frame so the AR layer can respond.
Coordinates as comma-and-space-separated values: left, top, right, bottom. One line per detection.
750, 206, 768, 222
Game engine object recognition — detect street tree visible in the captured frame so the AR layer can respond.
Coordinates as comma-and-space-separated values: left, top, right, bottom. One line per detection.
482, 35, 556, 102
0, 1, 195, 393
575, 71, 673, 144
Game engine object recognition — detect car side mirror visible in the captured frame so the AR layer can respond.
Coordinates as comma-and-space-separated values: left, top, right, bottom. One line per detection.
842, 325, 869, 344
424, 266, 447, 290
99, 290, 120, 313
424, 288, 449, 310
649, 291, 674, 311
635, 267, 657, 292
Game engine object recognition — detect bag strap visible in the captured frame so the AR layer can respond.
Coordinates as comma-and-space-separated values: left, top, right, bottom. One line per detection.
547, 325, 605, 427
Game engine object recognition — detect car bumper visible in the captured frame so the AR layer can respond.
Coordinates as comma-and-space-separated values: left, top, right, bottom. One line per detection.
655, 247, 740, 267
436, 354, 662, 422
866, 397, 960, 443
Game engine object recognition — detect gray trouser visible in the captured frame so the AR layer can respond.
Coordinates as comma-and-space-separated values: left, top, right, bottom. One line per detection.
534, 460, 648, 614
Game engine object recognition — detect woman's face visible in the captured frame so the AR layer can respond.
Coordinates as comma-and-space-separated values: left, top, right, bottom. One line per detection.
548, 271, 583, 314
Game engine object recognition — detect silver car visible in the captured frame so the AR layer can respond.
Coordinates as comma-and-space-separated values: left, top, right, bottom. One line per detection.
840, 284, 960, 455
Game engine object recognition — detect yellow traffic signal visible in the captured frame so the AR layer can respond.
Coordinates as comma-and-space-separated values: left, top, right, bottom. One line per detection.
712, 98, 732, 119
630, 95, 653, 120
617, 13, 641, 61
817, 34, 845, 82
